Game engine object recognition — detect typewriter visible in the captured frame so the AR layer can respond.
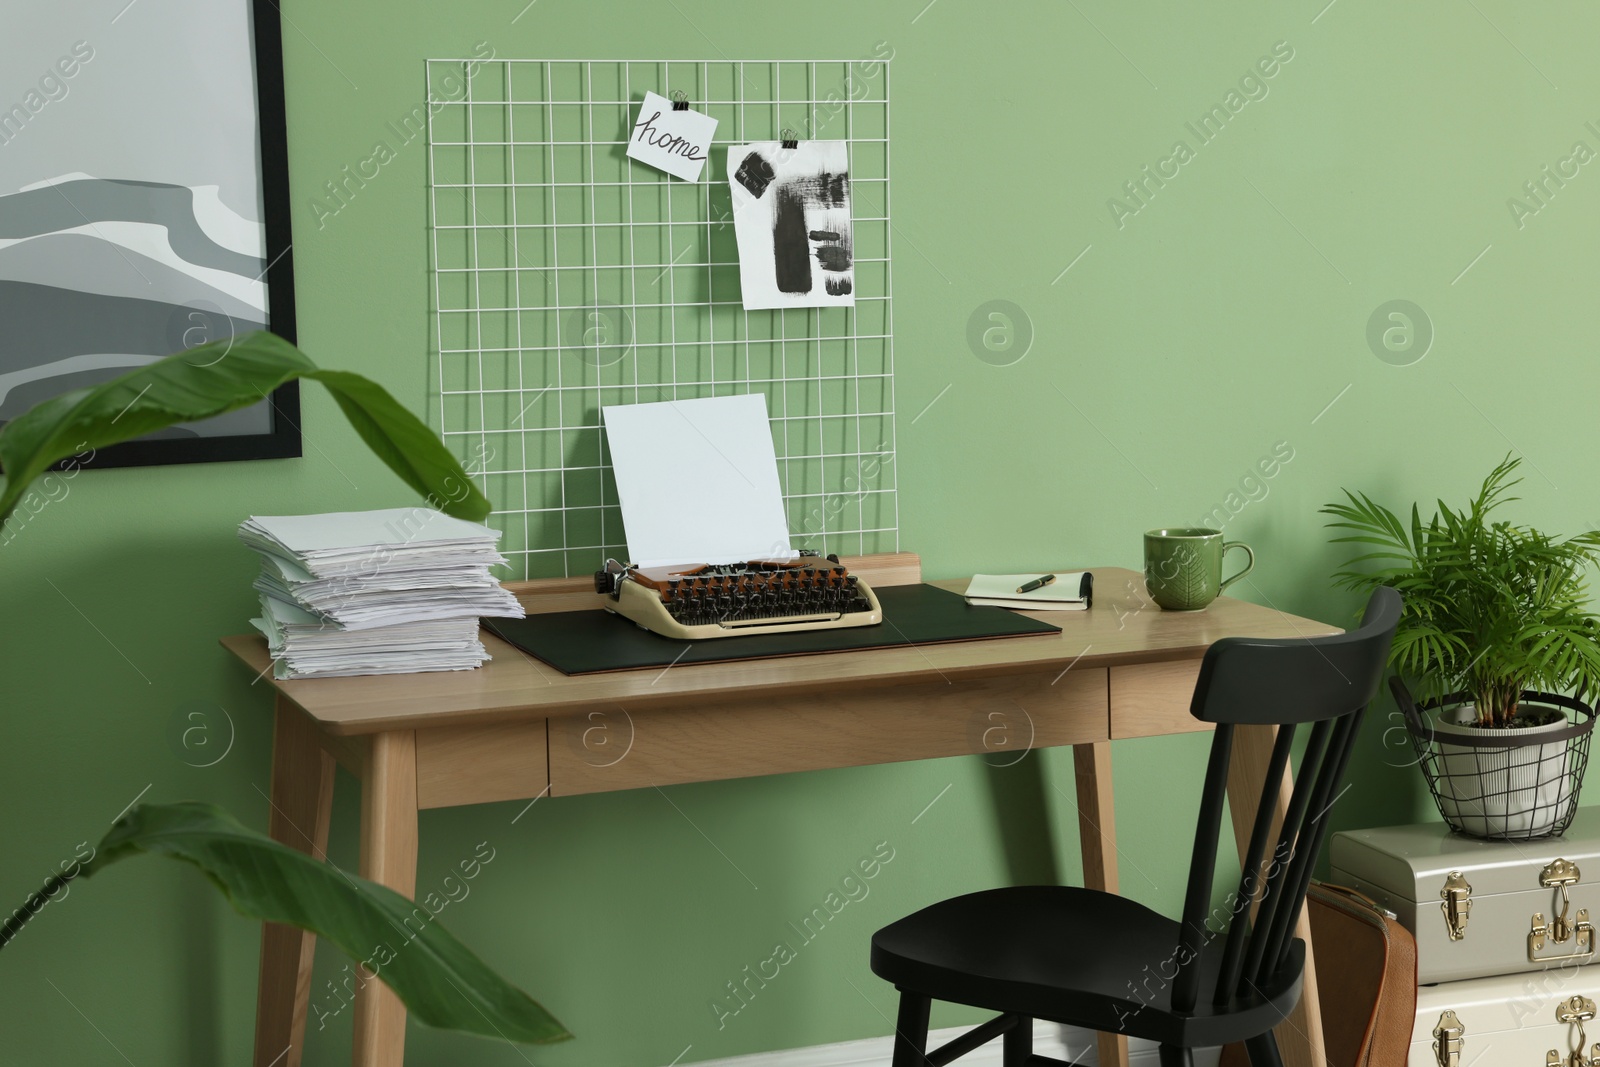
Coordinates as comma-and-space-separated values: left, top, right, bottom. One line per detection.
594, 551, 883, 640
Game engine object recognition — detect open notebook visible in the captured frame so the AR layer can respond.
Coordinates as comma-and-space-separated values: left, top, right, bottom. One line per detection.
964, 572, 1093, 611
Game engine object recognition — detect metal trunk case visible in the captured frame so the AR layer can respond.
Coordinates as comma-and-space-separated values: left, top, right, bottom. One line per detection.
1333, 810, 1600, 985
1410, 973, 1600, 1066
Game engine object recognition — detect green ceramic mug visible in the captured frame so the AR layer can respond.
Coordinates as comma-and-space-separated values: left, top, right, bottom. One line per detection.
1144, 528, 1255, 611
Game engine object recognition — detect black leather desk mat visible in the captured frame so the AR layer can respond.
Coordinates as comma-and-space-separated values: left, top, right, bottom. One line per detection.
485, 583, 1062, 676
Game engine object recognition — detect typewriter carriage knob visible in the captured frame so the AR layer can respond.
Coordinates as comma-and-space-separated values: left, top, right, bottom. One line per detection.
595, 559, 628, 598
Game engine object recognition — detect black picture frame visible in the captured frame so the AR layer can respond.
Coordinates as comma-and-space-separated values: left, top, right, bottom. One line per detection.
38, 0, 300, 472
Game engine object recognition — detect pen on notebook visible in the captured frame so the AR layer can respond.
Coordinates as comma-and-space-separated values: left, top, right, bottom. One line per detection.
1015, 573, 1056, 595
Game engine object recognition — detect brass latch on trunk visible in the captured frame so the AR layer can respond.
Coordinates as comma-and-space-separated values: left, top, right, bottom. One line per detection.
1433, 1009, 1464, 1067
1531, 859, 1595, 964
1440, 871, 1472, 941
1546, 995, 1600, 1067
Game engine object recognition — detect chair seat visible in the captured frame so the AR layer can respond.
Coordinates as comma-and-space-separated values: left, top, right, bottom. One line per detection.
870, 885, 1304, 1048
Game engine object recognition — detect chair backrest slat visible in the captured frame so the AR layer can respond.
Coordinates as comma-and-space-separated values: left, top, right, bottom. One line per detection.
1212, 721, 1296, 1008
1169, 587, 1400, 1014
1236, 717, 1330, 987
1269, 708, 1368, 975
1250, 714, 1351, 984
1171, 722, 1234, 1014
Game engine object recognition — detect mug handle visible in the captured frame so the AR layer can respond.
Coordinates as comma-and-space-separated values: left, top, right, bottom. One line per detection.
1218, 541, 1254, 594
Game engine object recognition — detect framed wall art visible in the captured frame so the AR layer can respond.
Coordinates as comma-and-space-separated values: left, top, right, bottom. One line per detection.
0, 0, 299, 469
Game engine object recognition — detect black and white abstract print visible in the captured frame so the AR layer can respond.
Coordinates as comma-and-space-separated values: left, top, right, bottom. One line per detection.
728, 141, 854, 311
0, 2, 272, 438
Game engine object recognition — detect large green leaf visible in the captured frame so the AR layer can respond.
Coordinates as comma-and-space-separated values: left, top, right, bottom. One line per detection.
0, 331, 489, 526
84, 803, 569, 1044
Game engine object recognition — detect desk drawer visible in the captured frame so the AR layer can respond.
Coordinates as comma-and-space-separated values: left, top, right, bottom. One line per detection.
1109, 660, 1207, 738
547, 667, 1109, 796
415, 720, 549, 809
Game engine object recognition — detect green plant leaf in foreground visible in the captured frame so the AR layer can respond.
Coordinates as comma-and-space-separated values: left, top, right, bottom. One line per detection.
84, 803, 569, 1044
0, 331, 490, 527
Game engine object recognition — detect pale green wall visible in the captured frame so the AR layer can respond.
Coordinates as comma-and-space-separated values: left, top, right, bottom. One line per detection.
5, 1, 1599, 1064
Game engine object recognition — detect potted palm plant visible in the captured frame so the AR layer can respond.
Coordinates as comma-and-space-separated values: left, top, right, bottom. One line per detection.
1322, 455, 1600, 839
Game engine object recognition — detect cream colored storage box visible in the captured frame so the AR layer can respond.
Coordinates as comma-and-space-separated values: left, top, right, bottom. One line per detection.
1332, 810, 1600, 985
1410, 972, 1600, 1066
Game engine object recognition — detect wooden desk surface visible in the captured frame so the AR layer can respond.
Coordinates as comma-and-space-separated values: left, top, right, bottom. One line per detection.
221, 559, 1337, 736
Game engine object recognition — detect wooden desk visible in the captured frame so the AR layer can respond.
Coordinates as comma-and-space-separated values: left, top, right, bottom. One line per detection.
224, 556, 1336, 1067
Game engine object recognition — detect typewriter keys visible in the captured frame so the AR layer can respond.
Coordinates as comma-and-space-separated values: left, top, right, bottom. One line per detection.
596, 556, 884, 639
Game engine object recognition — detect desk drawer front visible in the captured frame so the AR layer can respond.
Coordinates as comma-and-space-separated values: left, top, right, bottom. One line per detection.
1110, 660, 1207, 739
415, 721, 549, 809
547, 668, 1109, 796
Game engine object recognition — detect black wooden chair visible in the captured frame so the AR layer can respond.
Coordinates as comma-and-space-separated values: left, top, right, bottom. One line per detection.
870, 587, 1401, 1067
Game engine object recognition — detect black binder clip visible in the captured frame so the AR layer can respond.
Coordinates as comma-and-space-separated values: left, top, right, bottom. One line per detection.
671, 89, 690, 111
780, 127, 800, 150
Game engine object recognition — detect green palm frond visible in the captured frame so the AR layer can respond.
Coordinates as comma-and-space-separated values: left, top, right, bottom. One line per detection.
1323, 453, 1600, 727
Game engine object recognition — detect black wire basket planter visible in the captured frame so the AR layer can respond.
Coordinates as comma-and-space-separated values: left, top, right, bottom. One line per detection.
1392, 677, 1595, 841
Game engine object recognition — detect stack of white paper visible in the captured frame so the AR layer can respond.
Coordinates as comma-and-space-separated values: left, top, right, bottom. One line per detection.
239, 509, 524, 679
253, 554, 515, 629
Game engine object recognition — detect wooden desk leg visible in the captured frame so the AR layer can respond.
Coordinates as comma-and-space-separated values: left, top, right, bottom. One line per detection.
1226, 724, 1327, 1067
352, 730, 419, 1067
255, 697, 336, 1067
1073, 742, 1129, 1067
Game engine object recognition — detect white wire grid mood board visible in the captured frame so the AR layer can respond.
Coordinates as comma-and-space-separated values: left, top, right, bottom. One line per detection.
427, 58, 898, 579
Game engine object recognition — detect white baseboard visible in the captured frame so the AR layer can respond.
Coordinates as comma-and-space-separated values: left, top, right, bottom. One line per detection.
678, 1020, 1224, 1067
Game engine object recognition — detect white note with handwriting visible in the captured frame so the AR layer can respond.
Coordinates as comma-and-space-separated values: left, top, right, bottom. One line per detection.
625, 91, 717, 181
